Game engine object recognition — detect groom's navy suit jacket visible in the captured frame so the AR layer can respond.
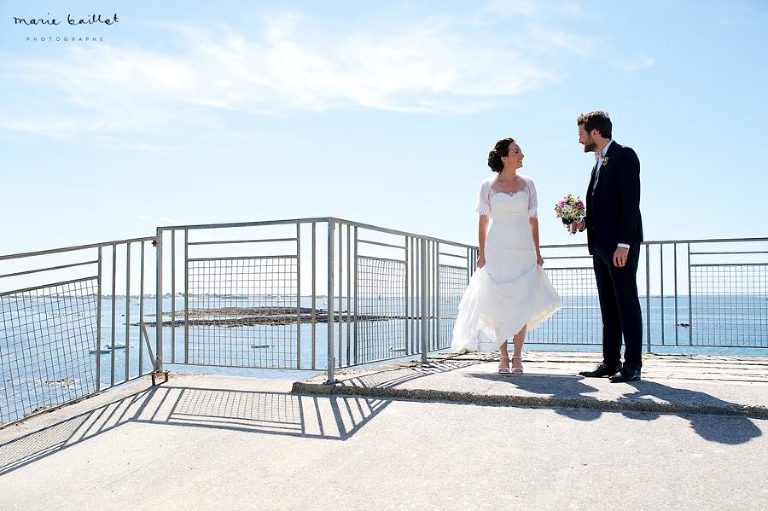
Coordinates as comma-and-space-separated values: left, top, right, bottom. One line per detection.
584, 141, 643, 255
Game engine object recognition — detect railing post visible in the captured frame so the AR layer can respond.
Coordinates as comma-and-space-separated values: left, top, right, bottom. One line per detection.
184, 229, 189, 364
435, 242, 440, 349
96, 247, 102, 391
420, 238, 428, 364
645, 243, 651, 354
687, 243, 693, 346
296, 222, 302, 370
659, 244, 665, 346
155, 229, 163, 373
325, 220, 337, 384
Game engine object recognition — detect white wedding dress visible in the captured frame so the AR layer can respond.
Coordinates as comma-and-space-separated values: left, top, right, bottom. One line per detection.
451, 176, 561, 352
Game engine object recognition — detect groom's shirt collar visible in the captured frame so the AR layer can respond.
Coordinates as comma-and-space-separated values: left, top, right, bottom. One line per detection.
599, 139, 613, 158
596, 139, 613, 169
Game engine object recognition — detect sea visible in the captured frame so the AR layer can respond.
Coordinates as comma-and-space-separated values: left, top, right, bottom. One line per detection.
1, 294, 766, 424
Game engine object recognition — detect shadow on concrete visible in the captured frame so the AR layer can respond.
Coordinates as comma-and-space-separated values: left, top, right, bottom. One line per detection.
470, 374, 604, 422
621, 380, 763, 445
340, 360, 479, 389
470, 374, 762, 444
0, 385, 390, 476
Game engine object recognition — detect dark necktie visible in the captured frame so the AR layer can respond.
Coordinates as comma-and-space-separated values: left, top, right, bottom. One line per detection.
593, 151, 603, 189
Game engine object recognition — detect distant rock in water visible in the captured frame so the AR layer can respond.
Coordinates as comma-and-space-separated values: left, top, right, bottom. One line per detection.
135, 306, 418, 328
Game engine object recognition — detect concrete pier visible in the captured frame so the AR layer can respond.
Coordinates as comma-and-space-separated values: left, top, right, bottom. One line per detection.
1, 352, 766, 510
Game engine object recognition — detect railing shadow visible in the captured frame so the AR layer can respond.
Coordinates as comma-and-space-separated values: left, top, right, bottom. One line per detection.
0, 383, 390, 476
341, 360, 480, 389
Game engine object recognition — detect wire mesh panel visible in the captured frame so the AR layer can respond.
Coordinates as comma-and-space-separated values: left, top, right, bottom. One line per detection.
0, 278, 98, 424
355, 256, 406, 363
527, 267, 601, 345
690, 264, 768, 347
186, 257, 298, 368
438, 265, 467, 349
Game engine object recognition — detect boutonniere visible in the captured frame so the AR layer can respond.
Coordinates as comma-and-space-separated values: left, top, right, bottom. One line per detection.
601, 156, 610, 166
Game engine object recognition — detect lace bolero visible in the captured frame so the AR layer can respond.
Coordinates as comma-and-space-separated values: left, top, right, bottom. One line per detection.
475, 175, 538, 218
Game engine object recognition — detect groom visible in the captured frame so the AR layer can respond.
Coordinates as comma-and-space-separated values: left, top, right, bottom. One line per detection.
570, 111, 643, 383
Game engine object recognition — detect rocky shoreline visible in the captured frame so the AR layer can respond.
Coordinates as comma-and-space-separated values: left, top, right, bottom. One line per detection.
137, 306, 415, 327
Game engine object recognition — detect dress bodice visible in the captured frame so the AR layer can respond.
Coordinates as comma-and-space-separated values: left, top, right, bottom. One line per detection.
489, 190, 531, 224
475, 176, 539, 220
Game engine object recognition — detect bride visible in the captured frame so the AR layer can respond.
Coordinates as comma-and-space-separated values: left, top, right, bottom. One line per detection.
451, 138, 561, 374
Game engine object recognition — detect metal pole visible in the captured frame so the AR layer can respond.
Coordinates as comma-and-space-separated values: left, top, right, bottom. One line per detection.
353, 226, 358, 365
96, 246, 102, 392
184, 229, 189, 364
346, 223, 351, 367
404, 236, 410, 355
155, 229, 163, 372
659, 244, 664, 346
338, 223, 343, 365
687, 243, 692, 346
111, 244, 117, 386
325, 220, 336, 384
467, 247, 471, 282
171, 230, 176, 363
296, 222, 302, 369
125, 242, 131, 381
645, 243, 651, 353
420, 238, 428, 364
311, 222, 317, 370
674, 243, 679, 346
435, 242, 441, 348
139, 242, 145, 374
410, 237, 416, 355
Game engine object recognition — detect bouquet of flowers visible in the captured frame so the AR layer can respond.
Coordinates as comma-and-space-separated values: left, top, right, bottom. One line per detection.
554, 194, 585, 225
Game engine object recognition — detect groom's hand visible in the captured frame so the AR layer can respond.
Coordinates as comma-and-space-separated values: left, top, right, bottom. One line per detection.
568, 219, 584, 234
613, 246, 629, 268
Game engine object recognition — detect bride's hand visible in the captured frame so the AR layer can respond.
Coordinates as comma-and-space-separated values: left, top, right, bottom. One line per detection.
536, 254, 544, 266
477, 255, 486, 268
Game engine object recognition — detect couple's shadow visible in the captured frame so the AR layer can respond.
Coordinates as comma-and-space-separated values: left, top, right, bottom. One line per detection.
471, 372, 762, 445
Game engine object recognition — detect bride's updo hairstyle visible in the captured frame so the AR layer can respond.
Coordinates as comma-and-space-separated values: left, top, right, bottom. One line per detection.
487, 138, 515, 173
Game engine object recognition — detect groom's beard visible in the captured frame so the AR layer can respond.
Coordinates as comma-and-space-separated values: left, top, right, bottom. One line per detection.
583, 141, 596, 152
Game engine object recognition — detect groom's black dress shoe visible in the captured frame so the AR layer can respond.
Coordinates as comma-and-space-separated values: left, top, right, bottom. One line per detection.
579, 363, 621, 378
609, 367, 641, 383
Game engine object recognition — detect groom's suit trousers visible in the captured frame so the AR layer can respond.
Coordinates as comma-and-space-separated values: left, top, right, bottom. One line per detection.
592, 244, 643, 369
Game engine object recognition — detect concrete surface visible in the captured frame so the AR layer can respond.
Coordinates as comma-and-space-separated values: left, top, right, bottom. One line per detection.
295, 352, 768, 418
0, 352, 766, 510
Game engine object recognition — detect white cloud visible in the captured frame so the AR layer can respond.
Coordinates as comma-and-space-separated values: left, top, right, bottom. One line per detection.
615, 56, 656, 71
483, 0, 538, 17
525, 24, 592, 56
0, 9, 589, 138
483, 0, 583, 19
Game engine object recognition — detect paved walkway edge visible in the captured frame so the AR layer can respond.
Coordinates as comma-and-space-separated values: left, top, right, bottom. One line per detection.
291, 381, 768, 419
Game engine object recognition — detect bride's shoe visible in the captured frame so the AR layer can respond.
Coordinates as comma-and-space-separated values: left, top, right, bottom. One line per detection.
511, 356, 524, 375
498, 356, 511, 375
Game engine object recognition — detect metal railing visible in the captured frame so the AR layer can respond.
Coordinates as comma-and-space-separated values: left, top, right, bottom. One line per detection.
530, 237, 768, 351
153, 218, 477, 383
0, 236, 158, 424
2, 217, 766, 425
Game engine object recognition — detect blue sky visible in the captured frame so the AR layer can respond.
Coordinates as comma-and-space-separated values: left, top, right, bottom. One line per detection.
1, 0, 767, 255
